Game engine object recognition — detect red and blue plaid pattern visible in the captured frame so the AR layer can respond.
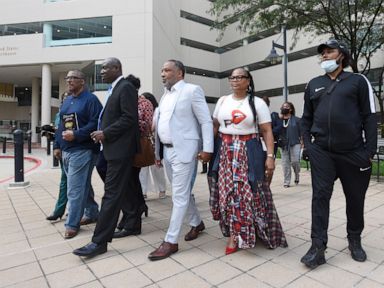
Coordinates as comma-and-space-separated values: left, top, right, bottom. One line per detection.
211, 133, 287, 249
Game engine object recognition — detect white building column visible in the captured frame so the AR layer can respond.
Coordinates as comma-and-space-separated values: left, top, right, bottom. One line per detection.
31, 77, 40, 143
41, 64, 52, 147
43, 23, 52, 47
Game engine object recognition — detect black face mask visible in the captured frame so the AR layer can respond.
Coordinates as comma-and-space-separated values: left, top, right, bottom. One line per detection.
281, 108, 290, 115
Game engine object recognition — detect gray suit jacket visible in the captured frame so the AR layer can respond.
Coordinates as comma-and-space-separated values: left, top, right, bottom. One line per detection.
155, 80, 213, 163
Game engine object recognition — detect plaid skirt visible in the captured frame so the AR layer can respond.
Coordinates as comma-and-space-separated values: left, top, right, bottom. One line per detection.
208, 133, 288, 249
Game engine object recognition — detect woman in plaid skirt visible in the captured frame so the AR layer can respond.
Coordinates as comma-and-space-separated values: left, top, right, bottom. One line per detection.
209, 67, 288, 254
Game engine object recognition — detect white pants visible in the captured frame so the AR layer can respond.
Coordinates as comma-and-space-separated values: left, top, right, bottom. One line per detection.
163, 146, 201, 244
139, 165, 166, 194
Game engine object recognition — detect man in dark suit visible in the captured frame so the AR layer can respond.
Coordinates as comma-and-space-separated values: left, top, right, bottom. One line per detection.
73, 57, 140, 258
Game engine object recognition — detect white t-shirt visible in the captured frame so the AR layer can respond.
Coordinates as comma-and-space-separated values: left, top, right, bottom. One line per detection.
213, 94, 271, 135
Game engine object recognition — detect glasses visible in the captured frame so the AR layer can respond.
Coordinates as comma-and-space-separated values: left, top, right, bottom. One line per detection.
65, 76, 82, 81
228, 75, 249, 81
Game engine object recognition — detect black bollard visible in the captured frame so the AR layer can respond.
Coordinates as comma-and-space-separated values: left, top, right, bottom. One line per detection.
2, 137, 6, 154
26, 130, 32, 154
46, 137, 51, 155
13, 130, 24, 182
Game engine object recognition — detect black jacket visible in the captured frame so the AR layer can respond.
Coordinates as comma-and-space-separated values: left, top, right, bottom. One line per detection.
301, 71, 377, 158
101, 78, 140, 161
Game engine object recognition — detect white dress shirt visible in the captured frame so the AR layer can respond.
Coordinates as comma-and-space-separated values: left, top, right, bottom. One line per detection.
157, 81, 183, 144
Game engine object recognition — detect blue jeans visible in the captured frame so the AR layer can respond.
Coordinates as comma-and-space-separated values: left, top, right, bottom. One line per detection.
62, 149, 98, 230
83, 153, 99, 220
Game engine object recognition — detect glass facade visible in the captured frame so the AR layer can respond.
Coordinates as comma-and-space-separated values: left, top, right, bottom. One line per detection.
49, 17, 112, 41
0, 23, 42, 36
0, 17, 112, 47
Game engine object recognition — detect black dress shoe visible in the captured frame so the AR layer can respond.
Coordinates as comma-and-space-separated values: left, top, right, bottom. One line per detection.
301, 244, 326, 269
348, 238, 367, 262
113, 228, 141, 238
73, 242, 107, 258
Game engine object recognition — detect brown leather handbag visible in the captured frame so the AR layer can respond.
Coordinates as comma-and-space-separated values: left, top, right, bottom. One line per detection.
133, 134, 155, 168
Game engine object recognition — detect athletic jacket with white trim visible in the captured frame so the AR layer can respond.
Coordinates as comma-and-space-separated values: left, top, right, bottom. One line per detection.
301, 71, 377, 158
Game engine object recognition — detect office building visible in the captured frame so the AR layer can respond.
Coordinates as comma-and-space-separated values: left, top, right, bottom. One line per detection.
0, 0, 382, 142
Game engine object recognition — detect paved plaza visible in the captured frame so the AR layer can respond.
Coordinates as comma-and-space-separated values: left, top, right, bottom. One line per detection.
0, 147, 384, 288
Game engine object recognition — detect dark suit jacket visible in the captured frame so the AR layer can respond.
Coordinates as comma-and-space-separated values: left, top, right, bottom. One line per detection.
101, 78, 140, 160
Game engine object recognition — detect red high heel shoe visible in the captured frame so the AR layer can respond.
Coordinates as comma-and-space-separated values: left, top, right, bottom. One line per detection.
225, 246, 238, 255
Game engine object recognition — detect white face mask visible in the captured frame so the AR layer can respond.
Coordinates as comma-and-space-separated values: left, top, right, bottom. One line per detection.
320, 59, 339, 73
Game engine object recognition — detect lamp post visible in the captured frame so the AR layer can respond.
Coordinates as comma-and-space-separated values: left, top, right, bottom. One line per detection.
265, 25, 288, 102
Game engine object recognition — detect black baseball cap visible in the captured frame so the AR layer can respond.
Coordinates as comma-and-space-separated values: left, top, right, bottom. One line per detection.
317, 39, 348, 54
317, 39, 350, 68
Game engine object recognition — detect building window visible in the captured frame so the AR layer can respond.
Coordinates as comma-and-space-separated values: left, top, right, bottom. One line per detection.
0, 17, 112, 47
0, 23, 43, 36
48, 17, 112, 47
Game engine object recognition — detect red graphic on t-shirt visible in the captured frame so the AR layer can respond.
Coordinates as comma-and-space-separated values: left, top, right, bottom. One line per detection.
231, 109, 247, 124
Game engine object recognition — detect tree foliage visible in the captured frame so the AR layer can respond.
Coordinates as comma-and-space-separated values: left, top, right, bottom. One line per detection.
210, 0, 384, 126
209, 0, 384, 73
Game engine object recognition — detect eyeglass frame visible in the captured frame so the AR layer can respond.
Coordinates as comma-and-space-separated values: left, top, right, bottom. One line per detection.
228, 75, 250, 81
64, 76, 83, 81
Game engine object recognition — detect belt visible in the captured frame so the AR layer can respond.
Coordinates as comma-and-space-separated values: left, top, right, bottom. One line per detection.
163, 143, 173, 148
220, 133, 258, 143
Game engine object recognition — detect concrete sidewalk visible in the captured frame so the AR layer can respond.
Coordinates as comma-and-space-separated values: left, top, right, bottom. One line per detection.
0, 150, 384, 288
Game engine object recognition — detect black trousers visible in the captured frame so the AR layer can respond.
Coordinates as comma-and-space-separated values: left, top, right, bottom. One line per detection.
308, 143, 371, 246
117, 166, 145, 231
92, 157, 133, 244
96, 151, 107, 182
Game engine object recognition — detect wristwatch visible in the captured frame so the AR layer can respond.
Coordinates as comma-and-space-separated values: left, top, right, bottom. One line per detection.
267, 153, 274, 158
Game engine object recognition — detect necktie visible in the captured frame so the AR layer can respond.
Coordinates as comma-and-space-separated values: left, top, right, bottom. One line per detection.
98, 85, 112, 130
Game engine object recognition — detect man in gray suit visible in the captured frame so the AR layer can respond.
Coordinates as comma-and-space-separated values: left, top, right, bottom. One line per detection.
148, 59, 213, 261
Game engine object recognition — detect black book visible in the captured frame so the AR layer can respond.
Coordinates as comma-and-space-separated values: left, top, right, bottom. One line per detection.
62, 112, 79, 130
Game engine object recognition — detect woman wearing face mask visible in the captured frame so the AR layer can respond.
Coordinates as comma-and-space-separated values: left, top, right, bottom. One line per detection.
300, 39, 376, 269
279, 102, 302, 188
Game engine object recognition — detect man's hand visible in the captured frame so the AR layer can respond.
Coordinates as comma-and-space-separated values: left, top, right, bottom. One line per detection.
90, 130, 105, 143
53, 149, 62, 160
197, 151, 212, 164
155, 159, 163, 167
62, 130, 75, 142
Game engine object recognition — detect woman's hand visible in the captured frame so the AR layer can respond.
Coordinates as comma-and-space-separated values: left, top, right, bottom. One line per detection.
264, 156, 275, 182
213, 118, 219, 138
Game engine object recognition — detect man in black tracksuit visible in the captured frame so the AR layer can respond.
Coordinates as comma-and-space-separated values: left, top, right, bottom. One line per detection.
300, 39, 377, 268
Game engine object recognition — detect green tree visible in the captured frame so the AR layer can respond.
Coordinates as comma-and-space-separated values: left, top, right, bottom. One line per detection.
210, 0, 384, 128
